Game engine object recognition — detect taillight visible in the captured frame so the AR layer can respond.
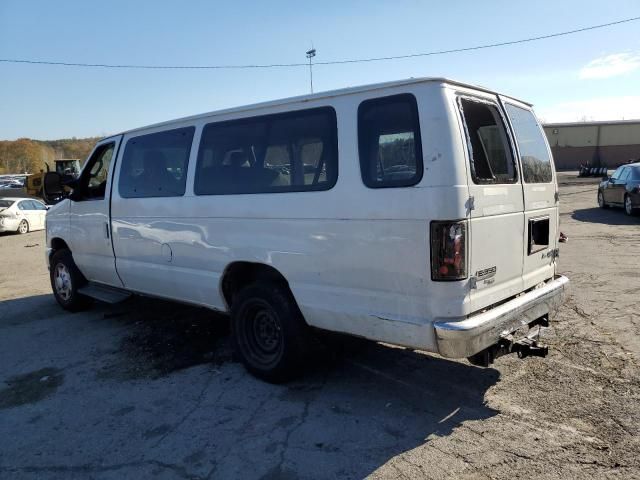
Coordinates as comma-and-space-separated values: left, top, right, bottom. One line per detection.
430, 220, 467, 281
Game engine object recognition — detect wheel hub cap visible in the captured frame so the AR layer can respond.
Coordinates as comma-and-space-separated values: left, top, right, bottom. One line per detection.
54, 264, 72, 301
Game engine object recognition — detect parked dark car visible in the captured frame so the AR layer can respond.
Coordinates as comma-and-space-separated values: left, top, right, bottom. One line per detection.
598, 162, 640, 216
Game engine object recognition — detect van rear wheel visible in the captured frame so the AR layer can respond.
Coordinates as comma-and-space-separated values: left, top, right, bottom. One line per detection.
231, 282, 311, 383
50, 249, 92, 312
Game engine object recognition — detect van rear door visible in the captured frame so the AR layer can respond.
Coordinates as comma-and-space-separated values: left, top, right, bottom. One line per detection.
455, 94, 525, 312
502, 101, 558, 289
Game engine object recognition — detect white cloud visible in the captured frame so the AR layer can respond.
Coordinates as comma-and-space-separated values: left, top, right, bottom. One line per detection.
537, 96, 640, 123
579, 52, 640, 79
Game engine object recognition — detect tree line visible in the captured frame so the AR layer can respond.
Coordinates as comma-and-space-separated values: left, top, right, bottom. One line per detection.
0, 137, 100, 174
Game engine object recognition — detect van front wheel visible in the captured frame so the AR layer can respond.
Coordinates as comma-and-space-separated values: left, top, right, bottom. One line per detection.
231, 283, 311, 383
50, 249, 92, 312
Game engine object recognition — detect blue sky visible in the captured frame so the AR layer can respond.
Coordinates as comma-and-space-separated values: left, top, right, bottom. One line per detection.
1, 0, 640, 140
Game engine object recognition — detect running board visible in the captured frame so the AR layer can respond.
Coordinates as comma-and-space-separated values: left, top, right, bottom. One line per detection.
78, 283, 132, 304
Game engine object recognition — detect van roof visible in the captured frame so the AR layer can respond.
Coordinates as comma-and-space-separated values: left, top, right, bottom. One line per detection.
120, 77, 533, 136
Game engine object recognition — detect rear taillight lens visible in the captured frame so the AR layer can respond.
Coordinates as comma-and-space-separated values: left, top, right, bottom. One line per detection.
430, 220, 467, 281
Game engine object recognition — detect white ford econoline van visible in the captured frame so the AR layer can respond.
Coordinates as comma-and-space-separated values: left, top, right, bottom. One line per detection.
44, 77, 568, 382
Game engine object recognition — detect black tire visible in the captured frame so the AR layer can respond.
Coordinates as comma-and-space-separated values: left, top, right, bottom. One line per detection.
49, 249, 93, 312
17, 220, 29, 234
597, 191, 609, 209
624, 194, 637, 216
231, 282, 312, 383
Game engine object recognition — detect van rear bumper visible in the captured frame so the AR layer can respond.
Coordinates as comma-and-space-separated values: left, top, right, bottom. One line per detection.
434, 275, 569, 358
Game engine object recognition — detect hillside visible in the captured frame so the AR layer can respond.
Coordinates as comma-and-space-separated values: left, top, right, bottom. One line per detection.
0, 137, 100, 174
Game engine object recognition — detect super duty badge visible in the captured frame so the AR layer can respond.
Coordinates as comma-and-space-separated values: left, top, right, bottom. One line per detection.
476, 266, 497, 280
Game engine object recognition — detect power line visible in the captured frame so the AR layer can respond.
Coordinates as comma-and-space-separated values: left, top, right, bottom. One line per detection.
315, 15, 640, 65
1, 15, 639, 70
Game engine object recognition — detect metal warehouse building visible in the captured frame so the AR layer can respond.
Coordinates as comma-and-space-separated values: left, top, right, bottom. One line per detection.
543, 120, 640, 171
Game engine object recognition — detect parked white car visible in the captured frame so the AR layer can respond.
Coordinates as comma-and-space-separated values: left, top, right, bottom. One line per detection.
44, 77, 569, 382
0, 197, 48, 234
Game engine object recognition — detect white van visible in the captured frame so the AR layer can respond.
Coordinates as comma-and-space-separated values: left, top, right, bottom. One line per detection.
44, 77, 568, 382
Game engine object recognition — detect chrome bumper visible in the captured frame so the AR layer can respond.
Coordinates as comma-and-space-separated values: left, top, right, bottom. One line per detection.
434, 275, 569, 358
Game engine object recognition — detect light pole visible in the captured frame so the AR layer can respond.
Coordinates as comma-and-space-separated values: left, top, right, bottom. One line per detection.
305, 48, 316, 94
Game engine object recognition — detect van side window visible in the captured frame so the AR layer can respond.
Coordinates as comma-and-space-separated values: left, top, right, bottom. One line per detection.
119, 127, 195, 198
358, 94, 423, 188
458, 98, 517, 184
194, 107, 337, 195
504, 104, 553, 183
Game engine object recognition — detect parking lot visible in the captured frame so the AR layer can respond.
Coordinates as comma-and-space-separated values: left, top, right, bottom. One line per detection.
0, 173, 639, 480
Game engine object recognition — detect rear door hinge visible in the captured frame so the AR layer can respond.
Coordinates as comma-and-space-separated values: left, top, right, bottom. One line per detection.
554, 191, 560, 203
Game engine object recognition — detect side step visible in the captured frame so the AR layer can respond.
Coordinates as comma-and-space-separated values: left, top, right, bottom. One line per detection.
78, 283, 132, 304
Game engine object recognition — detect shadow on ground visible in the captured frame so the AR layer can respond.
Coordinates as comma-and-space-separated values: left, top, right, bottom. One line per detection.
96, 296, 233, 380
91, 297, 501, 478
1, 293, 501, 478
0, 294, 61, 327
572, 207, 640, 225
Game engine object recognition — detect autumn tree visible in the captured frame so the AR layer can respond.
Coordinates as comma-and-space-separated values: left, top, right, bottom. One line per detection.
0, 137, 99, 174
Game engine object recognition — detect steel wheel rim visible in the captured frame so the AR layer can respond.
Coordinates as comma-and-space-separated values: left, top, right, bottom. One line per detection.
19, 221, 28, 234
240, 300, 284, 368
598, 192, 604, 207
54, 263, 72, 301
625, 196, 632, 214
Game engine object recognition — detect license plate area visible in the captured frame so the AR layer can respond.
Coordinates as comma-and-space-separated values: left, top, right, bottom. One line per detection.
528, 216, 549, 255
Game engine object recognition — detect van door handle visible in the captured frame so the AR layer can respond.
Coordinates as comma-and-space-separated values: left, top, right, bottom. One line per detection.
104, 222, 110, 239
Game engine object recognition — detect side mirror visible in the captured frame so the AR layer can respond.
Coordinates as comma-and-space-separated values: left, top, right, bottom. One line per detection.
43, 172, 66, 204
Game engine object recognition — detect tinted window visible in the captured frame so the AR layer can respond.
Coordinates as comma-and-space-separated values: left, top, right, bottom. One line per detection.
358, 94, 423, 188
0, 200, 13, 208
631, 167, 640, 181
119, 127, 195, 198
32, 201, 47, 210
505, 104, 553, 183
611, 167, 624, 180
619, 167, 630, 182
458, 98, 516, 184
195, 108, 337, 195
17, 201, 28, 210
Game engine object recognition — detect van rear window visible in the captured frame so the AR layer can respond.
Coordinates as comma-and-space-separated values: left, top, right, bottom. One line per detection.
504, 104, 553, 183
194, 107, 337, 195
119, 127, 195, 198
458, 98, 517, 184
358, 94, 423, 188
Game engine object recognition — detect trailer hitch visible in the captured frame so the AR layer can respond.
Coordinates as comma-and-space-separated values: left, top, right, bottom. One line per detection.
467, 315, 549, 367
511, 336, 548, 359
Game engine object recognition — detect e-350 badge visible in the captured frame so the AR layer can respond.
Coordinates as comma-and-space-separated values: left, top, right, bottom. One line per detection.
476, 266, 496, 280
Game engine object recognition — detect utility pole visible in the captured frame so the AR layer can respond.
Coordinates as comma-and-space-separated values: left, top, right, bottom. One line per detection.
306, 48, 316, 94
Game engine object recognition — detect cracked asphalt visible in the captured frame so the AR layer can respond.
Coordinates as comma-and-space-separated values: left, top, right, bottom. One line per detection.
1, 172, 639, 479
